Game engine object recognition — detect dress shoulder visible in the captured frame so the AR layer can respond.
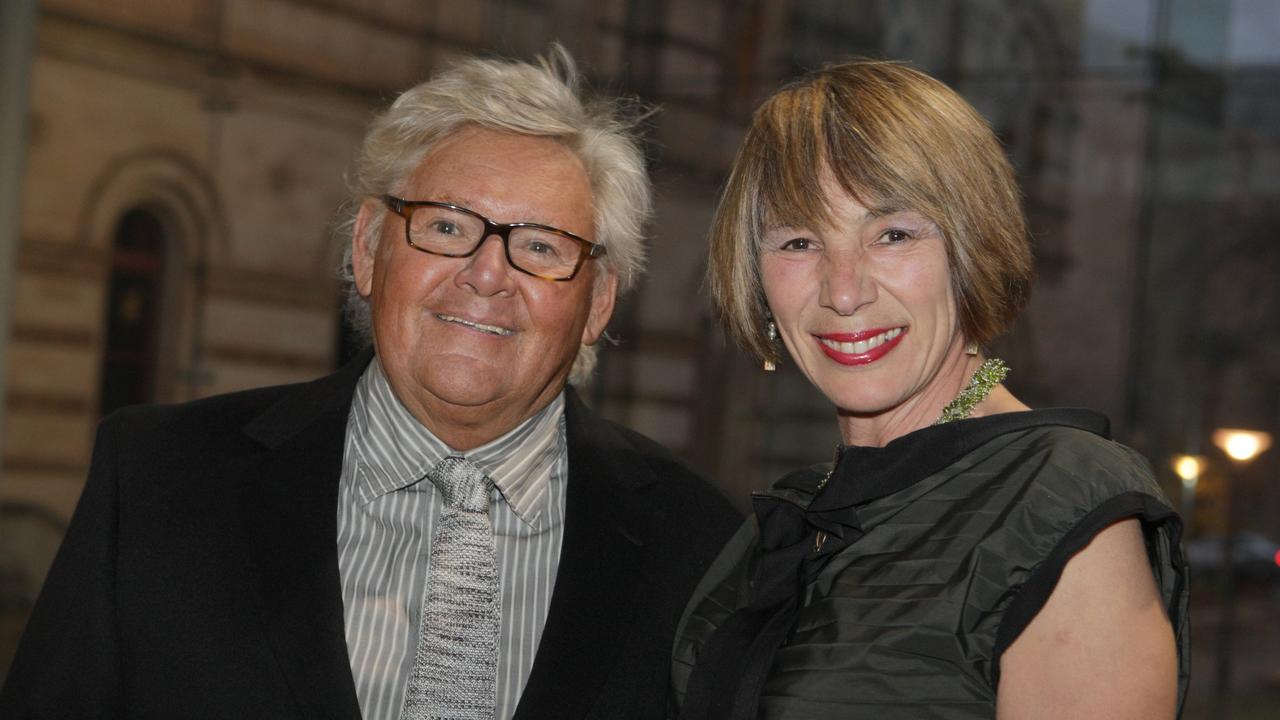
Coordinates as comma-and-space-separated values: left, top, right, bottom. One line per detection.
1004, 423, 1165, 501
977, 424, 1188, 697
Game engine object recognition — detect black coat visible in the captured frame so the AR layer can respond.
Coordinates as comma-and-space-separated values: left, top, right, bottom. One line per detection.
1, 352, 741, 719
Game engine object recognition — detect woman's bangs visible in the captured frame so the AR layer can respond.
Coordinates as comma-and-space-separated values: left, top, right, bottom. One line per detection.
754, 89, 840, 235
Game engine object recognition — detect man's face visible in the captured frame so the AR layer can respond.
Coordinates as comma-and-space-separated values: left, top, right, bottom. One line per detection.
352, 126, 616, 448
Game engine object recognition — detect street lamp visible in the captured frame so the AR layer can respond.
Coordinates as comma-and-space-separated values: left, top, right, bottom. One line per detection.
1212, 429, 1273, 463
1171, 454, 1205, 528
1208, 428, 1273, 719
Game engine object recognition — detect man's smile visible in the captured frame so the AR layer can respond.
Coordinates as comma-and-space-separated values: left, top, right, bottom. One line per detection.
434, 312, 516, 336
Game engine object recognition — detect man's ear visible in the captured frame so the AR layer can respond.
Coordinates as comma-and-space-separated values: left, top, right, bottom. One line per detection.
351, 199, 381, 298
581, 269, 618, 346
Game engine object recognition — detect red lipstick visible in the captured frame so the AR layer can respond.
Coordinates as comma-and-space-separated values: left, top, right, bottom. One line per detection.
814, 327, 906, 366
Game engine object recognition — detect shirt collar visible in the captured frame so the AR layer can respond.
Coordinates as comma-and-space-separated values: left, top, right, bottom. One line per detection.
348, 357, 566, 527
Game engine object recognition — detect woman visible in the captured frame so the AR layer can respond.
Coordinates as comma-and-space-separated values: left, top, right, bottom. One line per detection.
672, 60, 1188, 719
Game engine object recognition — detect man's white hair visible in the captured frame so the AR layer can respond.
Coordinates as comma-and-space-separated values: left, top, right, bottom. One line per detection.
338, 44, 652, 384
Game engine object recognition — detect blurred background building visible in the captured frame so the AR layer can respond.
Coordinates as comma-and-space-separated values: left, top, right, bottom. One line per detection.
1, 0, 1278, 716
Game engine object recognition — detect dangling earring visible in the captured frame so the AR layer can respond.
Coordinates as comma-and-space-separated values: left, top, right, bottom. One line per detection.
964, 341, 979, 356
763, 320, 778, 372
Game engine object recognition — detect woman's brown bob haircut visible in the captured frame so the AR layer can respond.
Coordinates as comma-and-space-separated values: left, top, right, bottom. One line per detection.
709, 59, 1033, 365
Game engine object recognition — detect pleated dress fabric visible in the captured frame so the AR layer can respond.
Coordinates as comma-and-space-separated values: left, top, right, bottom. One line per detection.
671, 409, 1190, 719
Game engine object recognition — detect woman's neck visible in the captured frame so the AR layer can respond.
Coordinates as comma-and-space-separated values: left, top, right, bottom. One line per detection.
836, 353, 1028, 448
970, 383, 1030, 418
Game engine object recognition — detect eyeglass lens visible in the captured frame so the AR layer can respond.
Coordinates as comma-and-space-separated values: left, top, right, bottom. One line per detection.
408, 206, 583, 278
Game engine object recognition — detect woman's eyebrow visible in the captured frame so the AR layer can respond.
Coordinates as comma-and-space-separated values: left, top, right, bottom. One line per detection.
863, 202, 914, 218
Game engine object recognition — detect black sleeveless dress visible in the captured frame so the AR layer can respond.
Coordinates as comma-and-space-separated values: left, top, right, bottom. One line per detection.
672, 409, 1189, 719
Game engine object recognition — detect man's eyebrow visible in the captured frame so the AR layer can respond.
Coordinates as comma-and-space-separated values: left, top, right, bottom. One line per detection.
429, 194, 470, 208
431, 196, 564, 227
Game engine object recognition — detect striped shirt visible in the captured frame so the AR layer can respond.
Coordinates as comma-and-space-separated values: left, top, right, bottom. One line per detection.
337, 358, 567, 720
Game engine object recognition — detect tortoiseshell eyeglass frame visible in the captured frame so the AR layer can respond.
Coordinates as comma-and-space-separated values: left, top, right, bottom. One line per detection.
382, 195, 606, 282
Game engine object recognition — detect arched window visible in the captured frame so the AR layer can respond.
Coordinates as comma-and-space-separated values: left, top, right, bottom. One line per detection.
98, 208, 167, 416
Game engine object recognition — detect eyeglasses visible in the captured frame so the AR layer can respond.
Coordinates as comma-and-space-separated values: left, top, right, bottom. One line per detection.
382, 195, 606, 281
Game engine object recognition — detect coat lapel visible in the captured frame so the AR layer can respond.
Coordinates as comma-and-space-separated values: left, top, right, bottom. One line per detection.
514, 388, 661, 719
237, 351, 372, 720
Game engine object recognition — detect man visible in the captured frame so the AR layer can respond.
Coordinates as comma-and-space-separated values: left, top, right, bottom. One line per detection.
1, 48, 740, 719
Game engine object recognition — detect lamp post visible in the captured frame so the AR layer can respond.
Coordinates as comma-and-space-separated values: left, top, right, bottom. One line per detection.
1209, 429, 1273, 719
1171, 454, 1205, 532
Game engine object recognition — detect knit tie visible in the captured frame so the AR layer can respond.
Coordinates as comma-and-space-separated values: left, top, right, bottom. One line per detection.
401, 456, 499, 720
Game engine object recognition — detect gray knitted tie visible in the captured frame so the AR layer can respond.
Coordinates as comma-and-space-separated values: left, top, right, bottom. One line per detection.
401, 456, 499, 720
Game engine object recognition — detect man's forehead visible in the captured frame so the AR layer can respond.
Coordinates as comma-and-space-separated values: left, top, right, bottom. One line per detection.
398, 131, 596, 233
407, 127, 586, 179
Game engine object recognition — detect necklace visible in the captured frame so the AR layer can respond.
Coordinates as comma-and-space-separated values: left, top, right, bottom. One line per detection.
935, 357, 1009, 425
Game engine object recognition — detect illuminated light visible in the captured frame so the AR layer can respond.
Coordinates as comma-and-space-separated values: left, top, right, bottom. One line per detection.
1275, 549, 1280, 568
1228, 435, 1259, 460
1211, 429, 1273, 463
1172, 455, 1204, 488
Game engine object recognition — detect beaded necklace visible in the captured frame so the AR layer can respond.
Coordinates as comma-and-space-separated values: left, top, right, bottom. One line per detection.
935, 358, 1009, 425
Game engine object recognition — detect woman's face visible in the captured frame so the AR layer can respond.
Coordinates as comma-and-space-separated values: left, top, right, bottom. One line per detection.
759, 178, 967, 423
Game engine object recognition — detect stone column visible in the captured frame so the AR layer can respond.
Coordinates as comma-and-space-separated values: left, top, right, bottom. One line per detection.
0, 0, 39, 464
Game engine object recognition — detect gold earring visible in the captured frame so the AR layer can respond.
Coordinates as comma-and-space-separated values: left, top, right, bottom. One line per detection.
965, 341, 979, 356
763, 320, 778, 372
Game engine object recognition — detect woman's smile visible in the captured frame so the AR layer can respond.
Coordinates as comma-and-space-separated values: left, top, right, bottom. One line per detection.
814, 326, 907, 365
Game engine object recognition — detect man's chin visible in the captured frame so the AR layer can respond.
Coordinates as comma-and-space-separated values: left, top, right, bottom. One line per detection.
416, 367, 510, 408
391, 351, 573, 420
